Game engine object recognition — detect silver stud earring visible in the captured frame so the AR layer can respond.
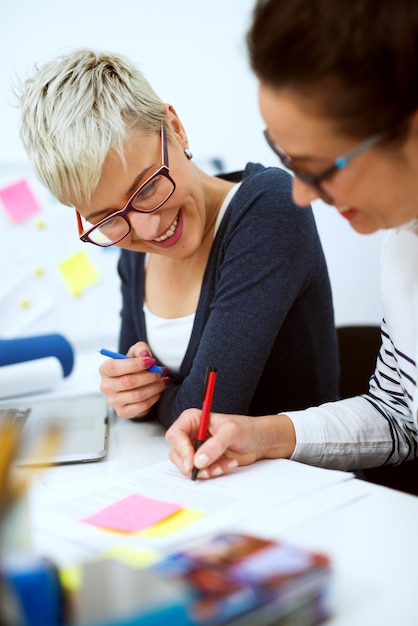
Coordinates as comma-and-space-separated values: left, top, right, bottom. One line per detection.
184, 148, 193, 160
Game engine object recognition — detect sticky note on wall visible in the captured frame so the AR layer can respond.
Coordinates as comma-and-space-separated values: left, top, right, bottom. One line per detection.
58, 251, 100, 297
0, 179, 41, 222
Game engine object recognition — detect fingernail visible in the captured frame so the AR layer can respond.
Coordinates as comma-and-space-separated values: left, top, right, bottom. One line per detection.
143, 357, 157, 368
161, 367, 169, 375
195, 452, 210, 468
212, 466, 223, 476
163, 377, 171, 387
140, 350, 151, 357
227, 459, 238, 469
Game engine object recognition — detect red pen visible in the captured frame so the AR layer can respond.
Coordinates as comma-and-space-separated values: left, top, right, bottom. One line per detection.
191, 367, 217, 481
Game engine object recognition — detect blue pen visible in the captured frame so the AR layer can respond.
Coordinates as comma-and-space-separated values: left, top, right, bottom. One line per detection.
99, 348, 164, 374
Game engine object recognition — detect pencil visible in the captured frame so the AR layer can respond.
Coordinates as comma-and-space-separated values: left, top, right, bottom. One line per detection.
0, 423, 62, 518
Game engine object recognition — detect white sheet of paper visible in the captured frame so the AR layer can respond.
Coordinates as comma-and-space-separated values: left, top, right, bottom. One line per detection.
29, 459, 354, 566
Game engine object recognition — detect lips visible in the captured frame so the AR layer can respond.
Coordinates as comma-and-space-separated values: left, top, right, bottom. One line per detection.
150, 210, 183, 248
153, 214, 179, 242
338, 206, 358, 221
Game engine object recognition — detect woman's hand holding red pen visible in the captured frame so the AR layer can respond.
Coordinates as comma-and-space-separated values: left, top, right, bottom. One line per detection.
165, 409, 297, 479
99, 341, 170, 419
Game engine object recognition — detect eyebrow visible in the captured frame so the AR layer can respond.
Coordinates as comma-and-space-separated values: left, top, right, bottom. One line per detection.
85, 164, 156, 222
267, 131, 334, 164
284, 149, 334, 165
292, 154, 329, 163
294, 159, 336, 176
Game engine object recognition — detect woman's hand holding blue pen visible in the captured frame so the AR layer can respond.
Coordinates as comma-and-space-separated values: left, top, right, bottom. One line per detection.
166, 409, 297, 479
99, 341, 170, 419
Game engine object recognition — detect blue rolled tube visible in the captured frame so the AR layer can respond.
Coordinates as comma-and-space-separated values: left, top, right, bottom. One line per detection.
0, 334, 74, 378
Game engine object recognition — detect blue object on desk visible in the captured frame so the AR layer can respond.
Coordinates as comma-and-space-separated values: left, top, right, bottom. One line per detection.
2, 555, 66, 626
83, 604, 194, 626
0, 334, 74, 377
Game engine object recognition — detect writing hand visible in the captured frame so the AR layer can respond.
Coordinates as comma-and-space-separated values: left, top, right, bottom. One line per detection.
166, 409, 297, 479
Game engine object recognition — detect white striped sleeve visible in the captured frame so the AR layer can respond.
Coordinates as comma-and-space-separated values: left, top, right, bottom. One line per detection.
288, 320, 417, 471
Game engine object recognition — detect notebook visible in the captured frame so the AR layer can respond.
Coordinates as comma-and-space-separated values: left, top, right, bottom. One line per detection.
0, 393, 109, 466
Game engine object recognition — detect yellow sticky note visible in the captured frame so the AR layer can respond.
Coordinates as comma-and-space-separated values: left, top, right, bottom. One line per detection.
99, 545, 161, 569
58, 251, 100, 297
138, 508, 204, 537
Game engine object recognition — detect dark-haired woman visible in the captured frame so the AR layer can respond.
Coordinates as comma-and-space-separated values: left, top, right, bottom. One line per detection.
167, 0, 418, 484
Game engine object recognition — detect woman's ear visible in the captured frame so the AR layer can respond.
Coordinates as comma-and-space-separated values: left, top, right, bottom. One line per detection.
164, 103, 188, 146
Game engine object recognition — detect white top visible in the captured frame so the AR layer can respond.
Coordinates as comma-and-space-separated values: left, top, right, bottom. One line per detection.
144, 183, 241, 372
288, 219, 418, 470
143, 304, 194, 373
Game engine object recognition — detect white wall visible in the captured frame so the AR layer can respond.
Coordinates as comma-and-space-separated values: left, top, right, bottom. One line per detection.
0, 0, 384, 349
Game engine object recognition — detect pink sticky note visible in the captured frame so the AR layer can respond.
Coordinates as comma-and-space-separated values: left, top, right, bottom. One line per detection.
81, 494, 182, 533
0, 179, 41, 223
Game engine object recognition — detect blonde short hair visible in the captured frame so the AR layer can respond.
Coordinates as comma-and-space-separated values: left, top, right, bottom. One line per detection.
19, 48, 165, 206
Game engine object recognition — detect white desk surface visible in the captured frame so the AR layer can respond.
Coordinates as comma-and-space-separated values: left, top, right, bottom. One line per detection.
19, 350, 418, 625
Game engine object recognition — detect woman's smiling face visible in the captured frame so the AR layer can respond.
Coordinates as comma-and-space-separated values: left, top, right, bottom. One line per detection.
259, 82, 418, 234
76, 114, 208, 259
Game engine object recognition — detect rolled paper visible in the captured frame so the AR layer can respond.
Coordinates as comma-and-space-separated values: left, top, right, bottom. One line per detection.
0, 358, 64, 399
0, 334, 74, 377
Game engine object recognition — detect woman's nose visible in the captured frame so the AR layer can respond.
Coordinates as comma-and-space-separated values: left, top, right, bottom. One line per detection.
128, 209, 161, 239
291, 176, 320, 208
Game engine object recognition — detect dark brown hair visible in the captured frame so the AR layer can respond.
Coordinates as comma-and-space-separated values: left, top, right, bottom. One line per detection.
247, 0, 418, 140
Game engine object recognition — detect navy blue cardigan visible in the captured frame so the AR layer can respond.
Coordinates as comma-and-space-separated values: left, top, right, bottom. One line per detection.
118, 163, 339, 428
